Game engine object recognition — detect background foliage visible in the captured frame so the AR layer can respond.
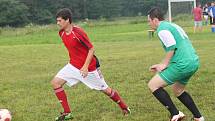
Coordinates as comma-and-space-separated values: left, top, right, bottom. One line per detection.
0, 0, 213, 27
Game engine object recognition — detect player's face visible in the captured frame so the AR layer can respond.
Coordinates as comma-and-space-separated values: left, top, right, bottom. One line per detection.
57, 17, 70, 30
148, 16, 157, 30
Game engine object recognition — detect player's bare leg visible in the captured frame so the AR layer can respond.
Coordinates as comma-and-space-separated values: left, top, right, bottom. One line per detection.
51, 77, 66, 89
51, 77, 73, 121
102, 87, 131, 115
199, 26, 203, 32
171, 82, 185, 97
148, 74, 167, 92
193, 26, 197, 33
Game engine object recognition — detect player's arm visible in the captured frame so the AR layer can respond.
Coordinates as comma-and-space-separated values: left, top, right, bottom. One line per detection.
150, 51, 174, 72
150, 30, 176, 72
80, 47, 95, 77
75, 28, 95, 77
162, 50, 174, 66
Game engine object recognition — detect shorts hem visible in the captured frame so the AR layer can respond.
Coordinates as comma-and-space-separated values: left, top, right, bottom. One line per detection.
159, 73, 174, 85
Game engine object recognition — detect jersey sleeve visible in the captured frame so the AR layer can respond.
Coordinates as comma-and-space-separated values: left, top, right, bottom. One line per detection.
158, 30, 176, 52
73, 27, 93, 49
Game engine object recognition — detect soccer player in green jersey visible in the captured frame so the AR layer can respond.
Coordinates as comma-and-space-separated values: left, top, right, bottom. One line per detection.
147, 7, 204, 121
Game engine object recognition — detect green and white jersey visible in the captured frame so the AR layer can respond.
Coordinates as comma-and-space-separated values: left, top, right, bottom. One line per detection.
157, 21, 199, 64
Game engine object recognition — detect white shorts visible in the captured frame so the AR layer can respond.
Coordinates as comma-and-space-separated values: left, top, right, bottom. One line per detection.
204, 15, 208, 20
194, 21, 203, 27
55, 63, 108, 90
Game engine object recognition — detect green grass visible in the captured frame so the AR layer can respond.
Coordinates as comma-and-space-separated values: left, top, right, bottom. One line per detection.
0, 18, 215, 121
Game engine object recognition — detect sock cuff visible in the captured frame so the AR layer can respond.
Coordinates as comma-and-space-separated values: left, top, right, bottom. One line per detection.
109, 89, 116, 97
54, 87, 64, 93
177, 91, 187, 99
152, 87, 163, 95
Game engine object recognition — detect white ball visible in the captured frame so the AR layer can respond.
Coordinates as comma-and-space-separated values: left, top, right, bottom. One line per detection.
0, 109, 12, 121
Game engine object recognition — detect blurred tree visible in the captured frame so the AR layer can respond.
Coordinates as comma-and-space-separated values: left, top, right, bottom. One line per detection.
0, 0, 29, 27
87, 0, 104, 19
0, 0, 213, 27
19, 0, 54, 24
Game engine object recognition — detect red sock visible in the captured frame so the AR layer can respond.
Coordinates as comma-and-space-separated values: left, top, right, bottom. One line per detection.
109, 90, 128, 109
54, 87, 71, 113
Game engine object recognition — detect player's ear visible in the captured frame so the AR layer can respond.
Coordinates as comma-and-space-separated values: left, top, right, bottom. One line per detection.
154, 18, 159, 23
147, 15, 151, 21
65, 18, 70, 23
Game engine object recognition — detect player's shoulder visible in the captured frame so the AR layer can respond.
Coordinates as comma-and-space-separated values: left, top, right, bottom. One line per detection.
158, 21, 170, 29
157, 22, 174, 34
73, 25, 84, 32
73, 25, 87, 36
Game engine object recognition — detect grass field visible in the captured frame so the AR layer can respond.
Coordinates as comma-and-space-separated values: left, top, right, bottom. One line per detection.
0, 18, 215, 121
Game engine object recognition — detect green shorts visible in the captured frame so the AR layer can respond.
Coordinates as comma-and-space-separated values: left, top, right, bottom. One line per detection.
159, 60, 199, 85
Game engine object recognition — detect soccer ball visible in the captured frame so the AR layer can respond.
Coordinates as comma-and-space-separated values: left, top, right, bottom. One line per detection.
0, 109, 12, 121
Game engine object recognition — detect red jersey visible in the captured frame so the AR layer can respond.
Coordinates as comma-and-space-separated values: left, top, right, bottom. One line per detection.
59, 26, 99, 72
192, 7, 202, 21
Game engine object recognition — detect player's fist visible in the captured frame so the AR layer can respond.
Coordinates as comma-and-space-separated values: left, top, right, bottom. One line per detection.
80, 66, 88, 78
149, 64, 158, 72
150, 63, 167, 72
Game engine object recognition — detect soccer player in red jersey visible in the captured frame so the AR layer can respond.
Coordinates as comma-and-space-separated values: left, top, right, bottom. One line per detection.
51, 8, 130, 121
192, 4, 203, 33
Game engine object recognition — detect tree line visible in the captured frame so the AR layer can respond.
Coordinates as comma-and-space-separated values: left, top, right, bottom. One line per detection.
0, 0, 212, 27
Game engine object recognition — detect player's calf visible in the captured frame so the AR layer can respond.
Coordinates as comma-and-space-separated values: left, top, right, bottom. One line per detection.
103, 88, 130, 115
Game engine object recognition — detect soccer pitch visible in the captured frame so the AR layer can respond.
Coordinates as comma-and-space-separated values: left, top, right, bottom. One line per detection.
0, 21, 215, 121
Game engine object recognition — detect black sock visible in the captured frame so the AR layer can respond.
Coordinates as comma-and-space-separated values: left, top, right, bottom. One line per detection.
177, 91, 201, 118
152, 87, 179, 117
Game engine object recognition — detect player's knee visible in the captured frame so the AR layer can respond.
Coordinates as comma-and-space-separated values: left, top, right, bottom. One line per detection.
148, 80, 161, 92
50, 79, 56, 87
148, 81, 155, 92
50, 79, 61, 88
173, 88, 184, 97
102, 87, 112, 96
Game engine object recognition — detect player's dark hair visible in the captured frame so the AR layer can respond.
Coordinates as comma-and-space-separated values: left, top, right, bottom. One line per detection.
56, 8, 72, 23
147, 7, 164, 21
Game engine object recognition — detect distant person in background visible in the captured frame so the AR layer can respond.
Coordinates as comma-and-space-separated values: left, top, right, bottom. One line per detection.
208, 2, 214, 25
208, 2, 215, 32
192, 4, 203, 33
203, 3, 209, 25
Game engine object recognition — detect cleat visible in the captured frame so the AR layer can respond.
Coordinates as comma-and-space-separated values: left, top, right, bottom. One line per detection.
55, 112, 73, 121
122, 107, 131, 116
170, 111, 185, 121
192, 116, 205, 121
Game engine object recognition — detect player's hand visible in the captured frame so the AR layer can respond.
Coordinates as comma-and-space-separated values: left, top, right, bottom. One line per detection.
80, 66, 88, 78
150, 64, 167, 72
149, 64, 159, 72
156, 63, 167, 72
